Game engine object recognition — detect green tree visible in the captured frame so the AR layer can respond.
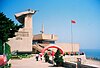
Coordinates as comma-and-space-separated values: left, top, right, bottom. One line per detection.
0, 12, 22, 54
44, 53, 49, 62
54, 49, 64, 66
5, 43, 11, 61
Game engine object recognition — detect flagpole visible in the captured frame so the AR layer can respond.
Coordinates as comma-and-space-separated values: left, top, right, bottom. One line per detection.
71, 20, 73, 55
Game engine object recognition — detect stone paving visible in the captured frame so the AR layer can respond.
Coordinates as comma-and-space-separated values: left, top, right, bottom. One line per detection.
10, 56, 64, 68
9, 56, 100, 68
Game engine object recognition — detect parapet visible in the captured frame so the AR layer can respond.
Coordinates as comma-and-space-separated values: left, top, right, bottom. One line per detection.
33, 34, 58, 41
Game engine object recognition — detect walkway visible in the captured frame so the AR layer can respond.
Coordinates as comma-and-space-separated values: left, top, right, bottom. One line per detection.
10, 56, 64, 68
84, 59, 100, 68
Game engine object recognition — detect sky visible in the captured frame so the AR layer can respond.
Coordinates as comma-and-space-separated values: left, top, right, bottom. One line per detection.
0, 0, 100, 49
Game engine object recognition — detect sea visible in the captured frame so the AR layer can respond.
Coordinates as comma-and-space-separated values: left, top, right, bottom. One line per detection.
80, 49, 100, 59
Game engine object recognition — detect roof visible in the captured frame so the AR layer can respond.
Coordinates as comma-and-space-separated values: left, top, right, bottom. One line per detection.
33, 34, 58, 41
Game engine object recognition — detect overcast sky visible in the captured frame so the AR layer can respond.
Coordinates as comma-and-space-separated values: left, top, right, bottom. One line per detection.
0, 0, 100, 49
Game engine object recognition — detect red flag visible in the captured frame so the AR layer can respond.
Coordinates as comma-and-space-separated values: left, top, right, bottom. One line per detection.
71, 20, 76, 24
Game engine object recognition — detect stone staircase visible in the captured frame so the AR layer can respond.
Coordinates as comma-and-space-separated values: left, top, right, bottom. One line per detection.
32, 44, 43, 52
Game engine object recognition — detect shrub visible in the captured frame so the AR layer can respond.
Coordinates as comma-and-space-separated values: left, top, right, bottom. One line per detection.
65, 52, 69, 55
54, 49, 64, 66
44, 53, 49, 62
5, 43, 11, 61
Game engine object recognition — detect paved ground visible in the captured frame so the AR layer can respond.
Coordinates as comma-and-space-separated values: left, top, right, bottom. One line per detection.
10, 56, 64, 68
84, 59, 100, 68
10, 56, 100, 68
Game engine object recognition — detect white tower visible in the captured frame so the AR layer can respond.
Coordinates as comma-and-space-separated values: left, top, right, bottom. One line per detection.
40, 24, 44, 34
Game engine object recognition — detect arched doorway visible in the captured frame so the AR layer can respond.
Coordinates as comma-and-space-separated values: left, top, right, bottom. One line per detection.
41, 44, 64, 55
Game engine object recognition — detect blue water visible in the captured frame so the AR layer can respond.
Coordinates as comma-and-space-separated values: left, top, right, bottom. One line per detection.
80, 49, 100, 59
